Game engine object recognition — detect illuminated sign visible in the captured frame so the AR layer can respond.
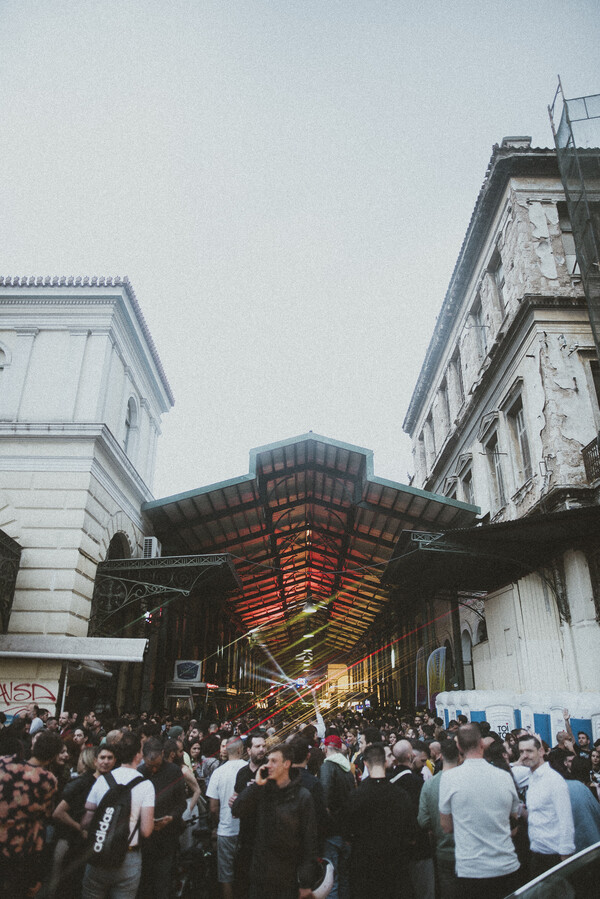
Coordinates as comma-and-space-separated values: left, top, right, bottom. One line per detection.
173, 660, 202, 683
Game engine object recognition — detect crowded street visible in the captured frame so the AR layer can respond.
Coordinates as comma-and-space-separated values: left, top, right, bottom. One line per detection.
2, 4, 600, 899
1, 699, 600, 897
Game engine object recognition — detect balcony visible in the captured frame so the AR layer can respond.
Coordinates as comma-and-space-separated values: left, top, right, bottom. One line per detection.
583, 437, 600, 482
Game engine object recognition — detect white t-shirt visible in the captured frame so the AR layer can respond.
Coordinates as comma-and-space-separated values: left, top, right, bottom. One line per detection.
206, 759, 247, 836
439, 757, 520, 878
86, 766, 155, 847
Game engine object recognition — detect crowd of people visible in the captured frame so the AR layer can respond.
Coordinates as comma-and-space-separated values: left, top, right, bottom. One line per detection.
1, 699, 599, 898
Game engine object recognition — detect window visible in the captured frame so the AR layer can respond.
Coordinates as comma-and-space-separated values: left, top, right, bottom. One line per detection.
456, 454, 475, 506
416, 432, 427, 475
444, 477, 458, 500
462, 630, 475, 690
557, 202, 580, 276
507, 395, 533, 483
424, 413, 436, 468
438, 378, 450, 434
489, 250, 506, 316
450, 346, 464, 410
590, 360, 600, 409
123, 397, 138, 456
471, 296, 488, 358
484, 430, 506, 510
461, 468, 475, 505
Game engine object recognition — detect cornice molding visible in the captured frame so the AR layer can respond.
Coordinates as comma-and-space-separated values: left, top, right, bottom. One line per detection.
0, 276, 174, 406
0, 275, 124, 288
0, 422, 153, 505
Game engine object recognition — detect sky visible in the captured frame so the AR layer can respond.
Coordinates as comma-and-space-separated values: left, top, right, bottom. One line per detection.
2, 0, 599, 499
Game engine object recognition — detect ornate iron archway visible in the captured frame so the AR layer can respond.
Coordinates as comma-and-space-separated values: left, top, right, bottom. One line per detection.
89, 554, 238, 638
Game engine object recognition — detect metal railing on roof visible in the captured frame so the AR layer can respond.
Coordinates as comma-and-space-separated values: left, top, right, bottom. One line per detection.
549, 81, 600, 376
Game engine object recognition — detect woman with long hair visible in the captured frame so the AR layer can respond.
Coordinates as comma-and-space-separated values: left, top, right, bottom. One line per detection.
66, 727, 86, 770
189, 740, 203, 782
47, 741, 72, 800
48, 747, 98, 897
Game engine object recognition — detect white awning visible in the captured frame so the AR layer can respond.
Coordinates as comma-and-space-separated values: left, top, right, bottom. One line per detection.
0, 635, 148, 663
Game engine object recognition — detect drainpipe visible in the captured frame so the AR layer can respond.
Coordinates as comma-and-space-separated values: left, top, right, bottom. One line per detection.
451, 593, 466, 691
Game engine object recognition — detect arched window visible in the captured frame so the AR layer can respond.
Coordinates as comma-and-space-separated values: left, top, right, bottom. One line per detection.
0, 342, 12, 375
444, 640, 457, 691
123, 397, 138, 456
462, 629, 475, 689
475, 619, 488, 644
106, 532, 130, 561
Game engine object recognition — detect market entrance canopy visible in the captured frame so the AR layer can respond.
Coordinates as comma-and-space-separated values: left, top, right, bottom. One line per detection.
0, 634, 148, 663
383, 505, 600, 595
143, 434, 478, 672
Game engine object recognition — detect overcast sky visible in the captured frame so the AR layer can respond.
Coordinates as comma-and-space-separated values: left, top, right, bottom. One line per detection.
2, 1, 598, 499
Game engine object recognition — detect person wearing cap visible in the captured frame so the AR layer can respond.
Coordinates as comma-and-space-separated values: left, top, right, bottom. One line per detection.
319, 733, 355, 899
168, 725, 192, 768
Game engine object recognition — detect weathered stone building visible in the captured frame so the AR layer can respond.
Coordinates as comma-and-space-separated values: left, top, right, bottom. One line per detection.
391, 137, 600, 729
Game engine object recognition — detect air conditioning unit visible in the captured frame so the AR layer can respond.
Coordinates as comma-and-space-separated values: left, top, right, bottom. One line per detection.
143, 536, 162, 559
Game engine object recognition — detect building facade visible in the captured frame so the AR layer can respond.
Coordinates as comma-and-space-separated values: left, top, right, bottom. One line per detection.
0, 276, 174, 712
0, 277, 257, 717
399, 137, 600, 706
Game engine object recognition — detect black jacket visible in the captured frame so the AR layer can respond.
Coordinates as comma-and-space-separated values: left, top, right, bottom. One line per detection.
318, 756, 355, 836
138, 761, 187, 856
232, 773, 318, 890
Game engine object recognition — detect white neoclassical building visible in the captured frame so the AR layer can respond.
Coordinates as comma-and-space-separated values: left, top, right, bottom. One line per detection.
0, 276, 173, 714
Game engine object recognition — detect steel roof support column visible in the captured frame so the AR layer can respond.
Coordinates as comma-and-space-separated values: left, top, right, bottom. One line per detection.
450, 591, 466, 692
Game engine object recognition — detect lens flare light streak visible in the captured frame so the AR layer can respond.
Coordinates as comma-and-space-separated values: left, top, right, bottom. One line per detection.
241, 601, 467, 731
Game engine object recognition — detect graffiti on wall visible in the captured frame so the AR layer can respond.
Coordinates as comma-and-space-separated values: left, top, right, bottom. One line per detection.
0, 681, 57, 718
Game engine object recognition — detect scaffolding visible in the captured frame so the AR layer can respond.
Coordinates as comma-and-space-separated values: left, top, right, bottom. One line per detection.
549, 82, 600, 365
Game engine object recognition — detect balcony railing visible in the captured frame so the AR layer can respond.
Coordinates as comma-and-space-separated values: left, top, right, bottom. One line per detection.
583, 437, 600, 482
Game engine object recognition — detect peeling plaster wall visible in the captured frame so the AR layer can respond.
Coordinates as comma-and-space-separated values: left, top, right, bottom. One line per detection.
405, 150, 600, 698
561, 550, 600, 693
537, 331, 597, 490
408, 173, 586, 489
472, 574, 578, 694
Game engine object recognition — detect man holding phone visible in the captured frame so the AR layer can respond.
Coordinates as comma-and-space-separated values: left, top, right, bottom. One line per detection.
232, 743, 318, 899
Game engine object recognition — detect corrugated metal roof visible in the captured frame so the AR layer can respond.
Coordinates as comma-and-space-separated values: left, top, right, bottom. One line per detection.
383, 505, 600, 595
144, 433, 478, 673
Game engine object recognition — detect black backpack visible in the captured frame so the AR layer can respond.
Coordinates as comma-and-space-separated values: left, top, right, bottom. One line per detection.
87, 771, 146, 868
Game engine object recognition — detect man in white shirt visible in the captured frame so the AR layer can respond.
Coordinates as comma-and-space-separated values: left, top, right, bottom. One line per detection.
81, 732, 155, 899
439, 723, 521, 899
518, 734, 575, 878
206, 736, 248, 899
